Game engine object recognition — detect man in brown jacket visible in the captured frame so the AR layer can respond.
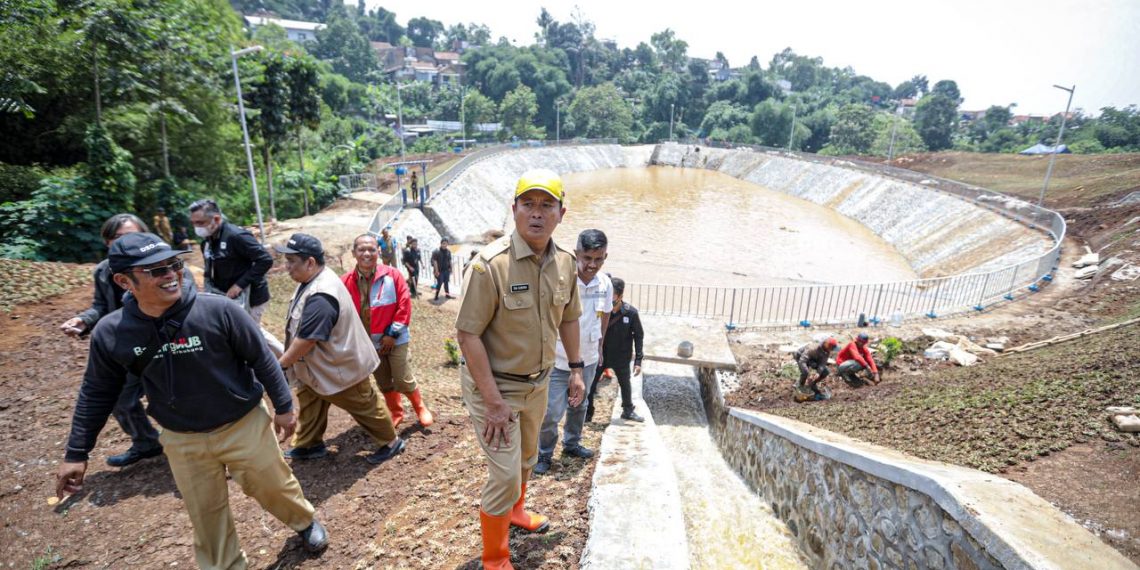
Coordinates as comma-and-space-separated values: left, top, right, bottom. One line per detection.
276, 233, 405, 464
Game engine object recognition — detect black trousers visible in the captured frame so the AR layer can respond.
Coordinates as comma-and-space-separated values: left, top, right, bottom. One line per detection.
406, 269, 419, 297
587, 357, 635, 414
434, 271, 450, 297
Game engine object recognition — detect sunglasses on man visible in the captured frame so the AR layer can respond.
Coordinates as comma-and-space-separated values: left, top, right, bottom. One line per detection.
129, 259, 185, 279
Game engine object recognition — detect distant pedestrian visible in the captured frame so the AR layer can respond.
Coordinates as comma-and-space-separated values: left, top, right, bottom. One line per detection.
402, 237, 422, 298
378, 227, 397, 267
432, 238, 454, 300
837, 333, 880, 386
152, 208, 173, 244
793, 338, 837, 402
275, 233, 406, 465
586, 277, 645, 423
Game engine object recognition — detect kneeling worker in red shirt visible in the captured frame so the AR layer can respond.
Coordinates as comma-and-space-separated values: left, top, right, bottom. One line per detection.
836, 332, 880, 386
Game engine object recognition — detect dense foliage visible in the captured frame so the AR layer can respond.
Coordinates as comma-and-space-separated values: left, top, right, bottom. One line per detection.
1, 1, 1134, 261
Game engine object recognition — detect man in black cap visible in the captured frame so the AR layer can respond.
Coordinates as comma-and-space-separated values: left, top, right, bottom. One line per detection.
56, 232, 328, 569
275, 233, 405, 464
189, 198, 273, 324
59, 213, 197, 467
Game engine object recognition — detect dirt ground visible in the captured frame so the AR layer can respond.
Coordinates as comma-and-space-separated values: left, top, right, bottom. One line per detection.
0, 196, 614, 569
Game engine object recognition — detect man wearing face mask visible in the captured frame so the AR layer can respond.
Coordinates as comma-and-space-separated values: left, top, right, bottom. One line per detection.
189, 199, 273, 324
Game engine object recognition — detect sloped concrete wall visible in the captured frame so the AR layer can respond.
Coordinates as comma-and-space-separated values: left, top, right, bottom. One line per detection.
412, 144, 1049, 279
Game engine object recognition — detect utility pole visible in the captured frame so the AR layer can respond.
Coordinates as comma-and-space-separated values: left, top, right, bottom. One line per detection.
669, 102, 675, 140
230, 45, 266, 243
887, 106, 902, 161
787, 105, 797, 151
1037, 84, 1075, 212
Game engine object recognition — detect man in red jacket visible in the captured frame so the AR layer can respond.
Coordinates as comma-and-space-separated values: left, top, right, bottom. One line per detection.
343, 234, 434, 427
837, 333, 880, 387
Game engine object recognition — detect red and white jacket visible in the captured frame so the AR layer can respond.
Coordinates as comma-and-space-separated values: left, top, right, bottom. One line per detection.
342, 264, 412, 345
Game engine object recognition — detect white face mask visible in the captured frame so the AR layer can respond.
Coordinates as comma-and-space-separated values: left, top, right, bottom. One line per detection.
194, 225, 212, 238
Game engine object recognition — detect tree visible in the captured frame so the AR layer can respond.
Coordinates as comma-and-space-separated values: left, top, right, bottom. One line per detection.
313, 6, 376, 83
870, 114, 926, 156
359, 7, 403, 43
406, 16, 444, 48
461, 90, 496, 137
914, 93, 958, 151
650, 29, 688, 71
500, 84, 540, 139
633, 42, 656, 69
567, 83, 633, 140
699, 101, 750, 136
749, 99, 795, 147
892, 74, 928, 99
286, 56, 321, 215
930, 79, 961, 103
827, 103, 876, 154
249, 52, 290, 220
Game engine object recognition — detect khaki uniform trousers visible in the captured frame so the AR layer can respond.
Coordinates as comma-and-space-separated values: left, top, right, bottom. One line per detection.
461, 365, 549, 515
293, 377, 397, 449
160, 401, 315, 570
372, 342, 417, 393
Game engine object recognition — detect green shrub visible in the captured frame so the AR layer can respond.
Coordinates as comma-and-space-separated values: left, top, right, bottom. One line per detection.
0, 163, 46, 203
880, 337, 904, 366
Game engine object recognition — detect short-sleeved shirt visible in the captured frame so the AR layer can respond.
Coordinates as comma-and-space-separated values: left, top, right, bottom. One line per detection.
456, 231, 581, 376
298, 292, 339, 342
555, 272, 612, 369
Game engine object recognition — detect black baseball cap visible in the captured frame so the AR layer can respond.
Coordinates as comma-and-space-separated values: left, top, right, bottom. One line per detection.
275, 233, 324, 257
108, 232, 184, 273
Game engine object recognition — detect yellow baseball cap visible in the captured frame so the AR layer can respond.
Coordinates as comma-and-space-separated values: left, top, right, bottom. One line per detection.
514, 168, 564, 202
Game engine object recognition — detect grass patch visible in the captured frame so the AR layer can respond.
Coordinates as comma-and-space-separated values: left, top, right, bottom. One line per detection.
0, 259, 90, 311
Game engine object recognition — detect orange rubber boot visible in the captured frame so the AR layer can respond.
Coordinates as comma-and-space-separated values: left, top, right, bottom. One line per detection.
509, 482, 549, 533
383, 391, 404, 427
407, 389, 434, 427
479, 510, 514, 570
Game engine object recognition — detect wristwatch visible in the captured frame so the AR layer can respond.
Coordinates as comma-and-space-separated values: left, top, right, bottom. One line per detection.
568, 361, 585, 369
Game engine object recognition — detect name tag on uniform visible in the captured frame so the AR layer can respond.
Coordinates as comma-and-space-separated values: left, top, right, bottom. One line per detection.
510, 283, 529, 292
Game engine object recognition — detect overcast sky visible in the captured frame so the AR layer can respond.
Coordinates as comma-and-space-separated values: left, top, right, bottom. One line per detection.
363, 0, 1139, 116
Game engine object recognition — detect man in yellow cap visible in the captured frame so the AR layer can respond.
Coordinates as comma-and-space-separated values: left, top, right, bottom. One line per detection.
456, 168, 584, 569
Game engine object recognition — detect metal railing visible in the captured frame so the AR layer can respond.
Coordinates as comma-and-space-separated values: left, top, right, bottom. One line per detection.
338, 173, 377, 193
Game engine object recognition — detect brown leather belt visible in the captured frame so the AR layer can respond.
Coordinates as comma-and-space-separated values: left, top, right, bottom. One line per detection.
494, 369, 549, 382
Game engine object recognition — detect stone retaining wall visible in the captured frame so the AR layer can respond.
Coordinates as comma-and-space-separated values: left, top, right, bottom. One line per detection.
697, 368, 1137, 570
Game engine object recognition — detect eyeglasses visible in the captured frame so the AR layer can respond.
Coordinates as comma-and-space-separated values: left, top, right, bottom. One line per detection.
132, 259, 184, 279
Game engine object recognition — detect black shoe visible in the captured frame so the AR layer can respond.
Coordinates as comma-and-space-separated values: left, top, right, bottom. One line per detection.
621, 410, 645, 423
533, 453, 553, 475
561, 444, 594, 459
298, 519, 329, 553
285, 444, 329, 460
106, 446, 164, 467
366, 437, 406, 465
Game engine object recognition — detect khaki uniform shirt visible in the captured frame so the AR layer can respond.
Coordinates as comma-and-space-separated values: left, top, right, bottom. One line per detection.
456, 231, 581, 376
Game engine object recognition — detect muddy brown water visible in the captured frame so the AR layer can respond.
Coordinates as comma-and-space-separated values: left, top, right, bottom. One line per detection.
553, 167, 917, 287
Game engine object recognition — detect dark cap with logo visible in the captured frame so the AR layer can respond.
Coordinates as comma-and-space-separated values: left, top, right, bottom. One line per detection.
109, 232, 184, 273
274, 233, 324, 257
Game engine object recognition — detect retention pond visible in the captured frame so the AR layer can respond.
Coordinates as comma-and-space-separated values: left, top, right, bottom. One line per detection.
553, 167, 918, 287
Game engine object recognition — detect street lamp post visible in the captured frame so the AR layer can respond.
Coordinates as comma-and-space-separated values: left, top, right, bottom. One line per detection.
887, 105, 902, 161
787, 104, 797, 151
1037, 84, 1076, 212
669, 103, 675, 140
395, 82, 407, 162
556, 100, 561, 144
230, 44, 266, 243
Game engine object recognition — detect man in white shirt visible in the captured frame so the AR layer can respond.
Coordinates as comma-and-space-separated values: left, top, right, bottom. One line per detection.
534, 230, 612, 474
